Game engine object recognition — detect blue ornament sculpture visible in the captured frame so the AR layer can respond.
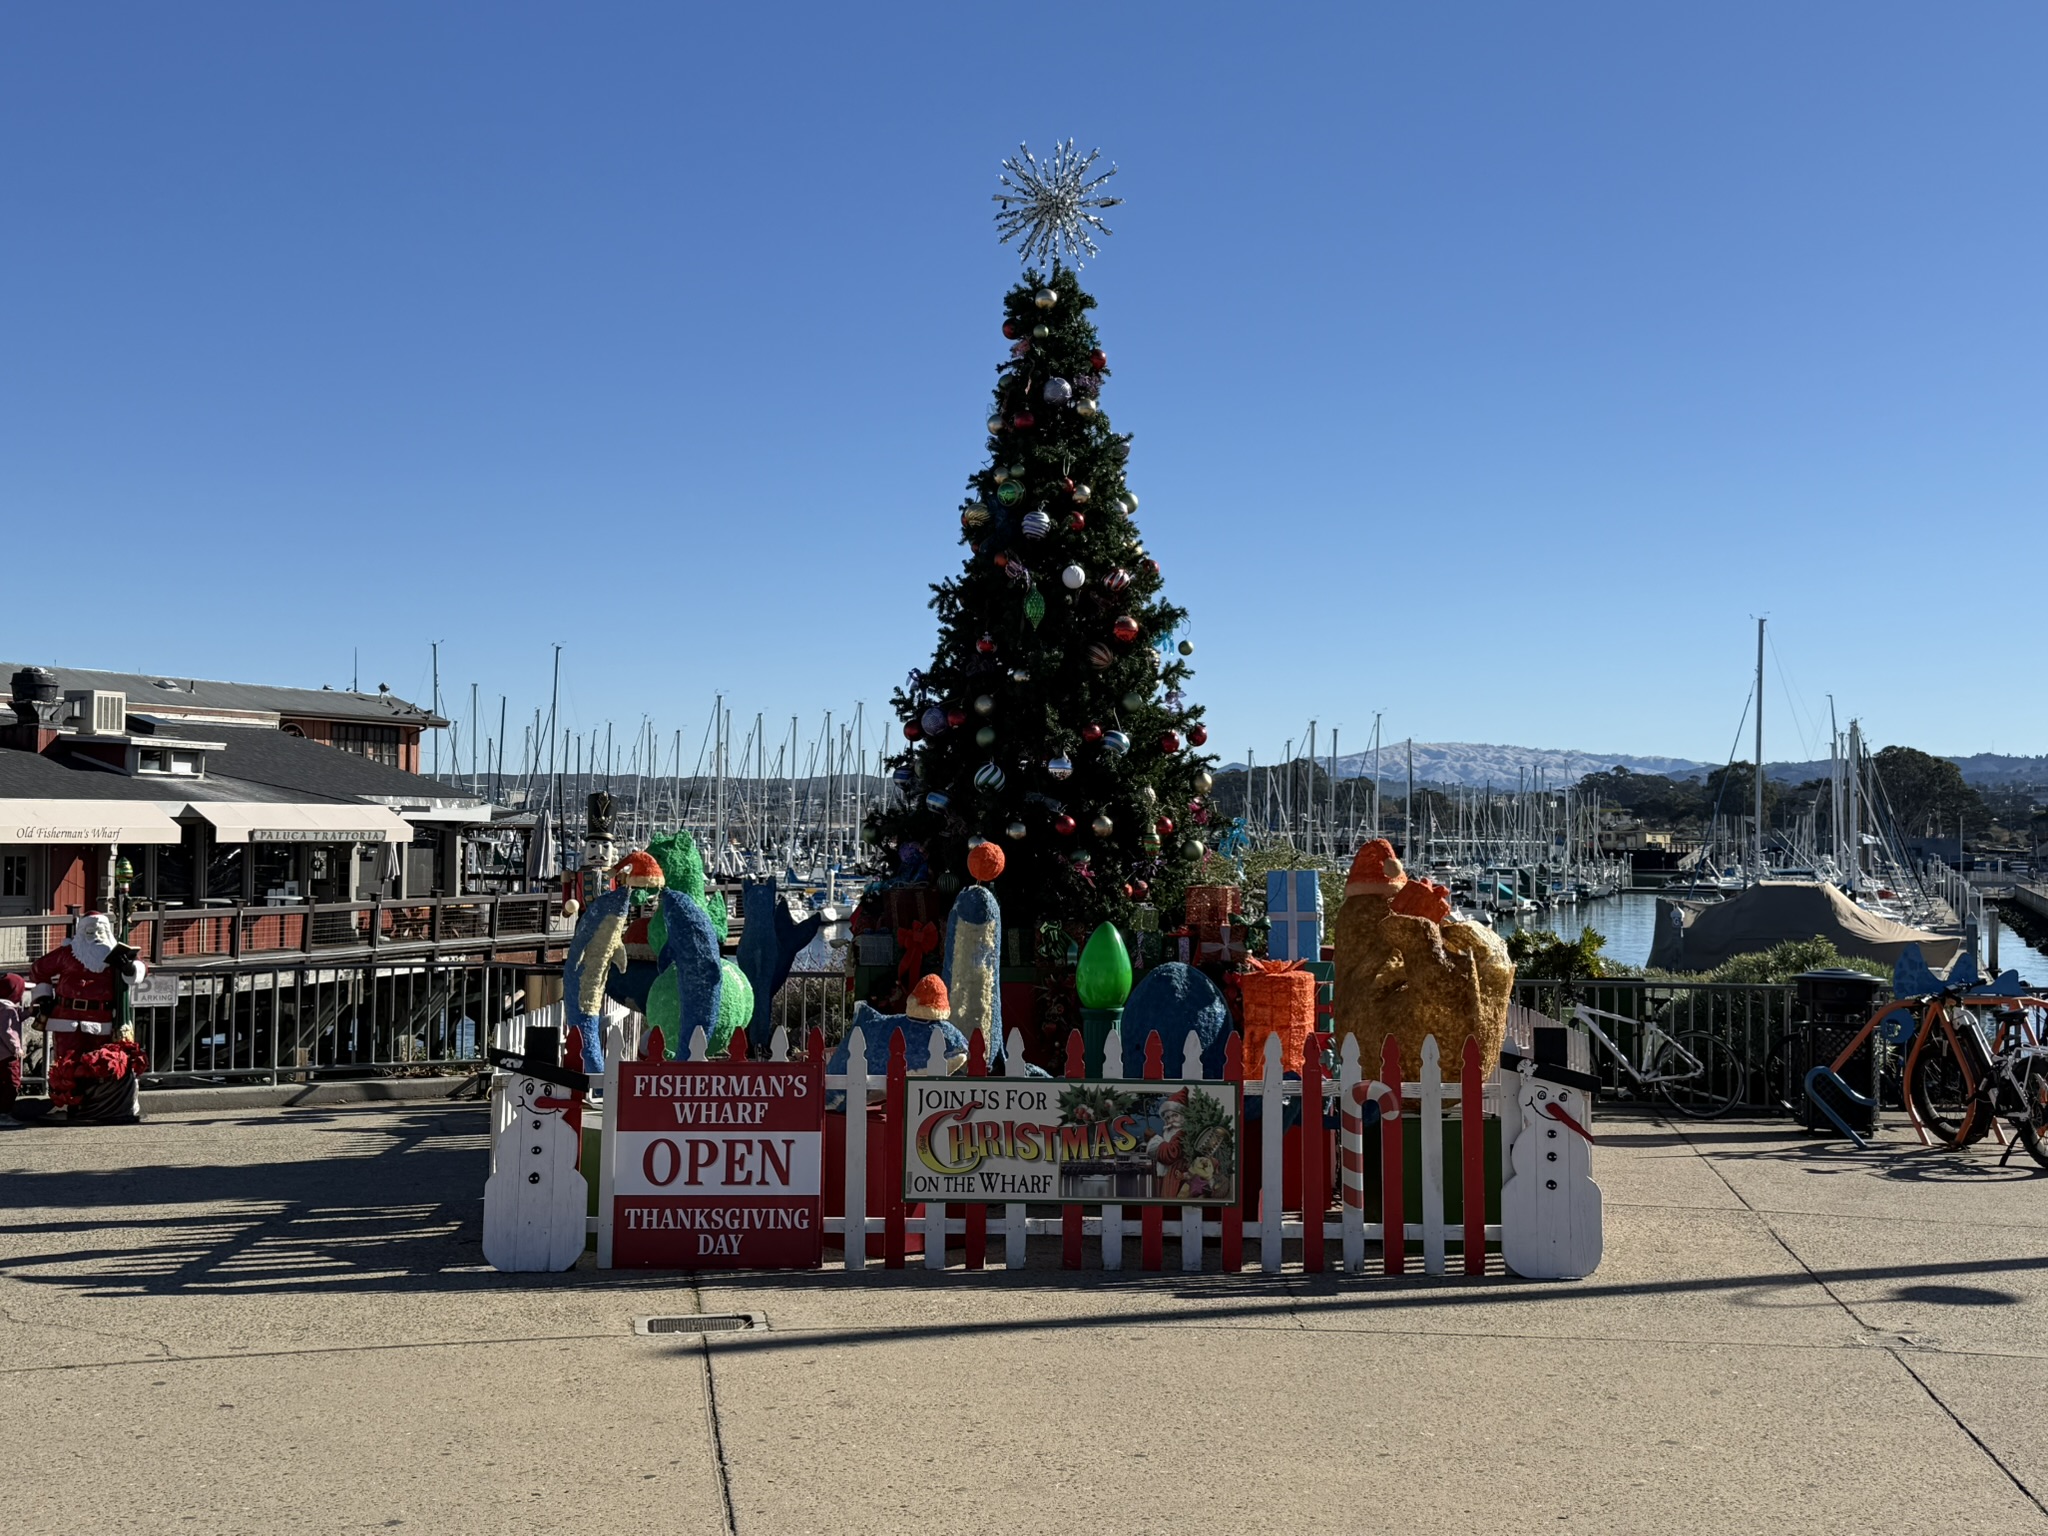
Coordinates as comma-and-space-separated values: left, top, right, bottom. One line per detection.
942, 884, 1003, 1064
737, 878, 825, 1051
1119, 961, 1232, 1079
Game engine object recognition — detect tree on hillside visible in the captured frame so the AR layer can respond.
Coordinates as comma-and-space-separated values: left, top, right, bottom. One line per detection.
1873, 746, 1988, 841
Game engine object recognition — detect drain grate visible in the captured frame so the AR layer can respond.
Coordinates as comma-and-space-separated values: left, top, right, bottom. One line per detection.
635, 1313, 761, 1337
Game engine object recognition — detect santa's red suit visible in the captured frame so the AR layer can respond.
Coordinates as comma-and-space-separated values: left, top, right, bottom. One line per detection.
30, 913, 145, 1111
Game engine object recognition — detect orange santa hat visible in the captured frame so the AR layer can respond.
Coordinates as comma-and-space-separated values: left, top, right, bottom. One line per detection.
612, 850, 666, 889
1344, 838, 1409, 898
905, 974, 951, 1022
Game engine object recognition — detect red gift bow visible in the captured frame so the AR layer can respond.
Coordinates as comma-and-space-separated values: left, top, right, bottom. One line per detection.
896, 920, 940, 981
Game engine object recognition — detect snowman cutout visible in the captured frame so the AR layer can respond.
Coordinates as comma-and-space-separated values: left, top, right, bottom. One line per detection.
483, 1074, 589, 1272
1501, 1059, 1602, 1280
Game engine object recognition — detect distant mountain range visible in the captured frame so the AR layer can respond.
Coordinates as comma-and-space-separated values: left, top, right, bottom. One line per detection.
1220, 742, 2048, 790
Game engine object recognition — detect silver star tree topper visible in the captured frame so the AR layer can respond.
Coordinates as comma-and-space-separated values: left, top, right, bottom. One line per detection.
992, 140, 1121, 268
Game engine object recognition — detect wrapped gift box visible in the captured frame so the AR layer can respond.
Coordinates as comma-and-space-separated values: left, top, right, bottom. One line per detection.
1264, 869, 1324, 962
1184, 884, 1242, 928
1180, 922, 1248, 966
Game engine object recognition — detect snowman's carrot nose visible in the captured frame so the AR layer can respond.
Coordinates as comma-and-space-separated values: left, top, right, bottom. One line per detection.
533, 1094, 577, 1113
1541, 1101, 1595, 1144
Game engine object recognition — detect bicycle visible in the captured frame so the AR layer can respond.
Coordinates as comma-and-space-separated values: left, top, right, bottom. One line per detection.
1805, 987, 2048, 1165
1570, 1003, 1747, 1119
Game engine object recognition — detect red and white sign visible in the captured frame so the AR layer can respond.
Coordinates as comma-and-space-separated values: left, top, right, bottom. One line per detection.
602, 1058, 824, 1270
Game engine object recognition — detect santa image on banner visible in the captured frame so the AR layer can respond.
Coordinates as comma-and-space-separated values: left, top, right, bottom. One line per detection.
29, 912, 148, 1121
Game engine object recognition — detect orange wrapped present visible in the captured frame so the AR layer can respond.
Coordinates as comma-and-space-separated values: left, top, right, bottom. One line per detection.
1238, 958, 1318, 1074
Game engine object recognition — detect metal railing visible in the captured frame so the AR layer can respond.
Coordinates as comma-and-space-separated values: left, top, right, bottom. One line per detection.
0, 891, 563, 970
1512, 977, 1810, 1111
13, 955, 551, 1089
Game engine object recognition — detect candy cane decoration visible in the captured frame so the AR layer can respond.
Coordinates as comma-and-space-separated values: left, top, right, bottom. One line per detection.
1340, 1078, 1400, 1211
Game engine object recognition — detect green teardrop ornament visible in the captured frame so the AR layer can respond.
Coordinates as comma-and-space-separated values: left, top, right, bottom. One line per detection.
1024, 588, 1045, 628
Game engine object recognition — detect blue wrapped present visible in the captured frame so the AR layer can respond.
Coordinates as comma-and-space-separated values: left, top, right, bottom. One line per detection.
1265, 868, 1324, 962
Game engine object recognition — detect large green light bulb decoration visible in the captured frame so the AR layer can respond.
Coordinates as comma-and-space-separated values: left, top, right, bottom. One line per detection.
1075, 922, 1133, 1076
1075, 923, 1133, 1009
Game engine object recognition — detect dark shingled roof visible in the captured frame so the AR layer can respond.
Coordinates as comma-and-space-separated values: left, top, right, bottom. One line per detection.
142, 724, 481, 805
4, 663, 447, 727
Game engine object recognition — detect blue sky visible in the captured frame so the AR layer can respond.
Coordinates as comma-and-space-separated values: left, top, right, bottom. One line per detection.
5, 3, 2043, 774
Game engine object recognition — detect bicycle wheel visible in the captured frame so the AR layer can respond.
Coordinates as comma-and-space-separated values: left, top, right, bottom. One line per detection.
1654, 1031, 1747, 1119
1905, 1021, 1991, 1147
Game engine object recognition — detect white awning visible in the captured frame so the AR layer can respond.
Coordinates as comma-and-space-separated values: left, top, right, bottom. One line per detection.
190, 802, 415, 844
396, 803, 496, 826
0, 799, 185, 845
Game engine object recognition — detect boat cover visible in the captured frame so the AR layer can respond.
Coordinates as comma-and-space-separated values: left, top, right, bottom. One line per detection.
1648, 880, 1962, 974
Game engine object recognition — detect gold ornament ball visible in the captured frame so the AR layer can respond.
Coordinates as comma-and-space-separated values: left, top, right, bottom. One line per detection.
987, 417, 1004, 434
1178, 639, 1195, 656
973, 694, 995, 715
1005, 820, 1028, 841
1031, 324, 1050, 340
1091, 813, 1115, 837
992, 466, 1010, 484
1074, 398, 1098, 419
1139, 785, 1157, 808
1034, 288, 1058, 310
1194, 769, 1215, 794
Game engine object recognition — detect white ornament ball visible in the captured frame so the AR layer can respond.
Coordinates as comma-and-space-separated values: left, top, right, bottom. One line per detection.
1043, 377, 1072, 403
1060, 564, 1086, 591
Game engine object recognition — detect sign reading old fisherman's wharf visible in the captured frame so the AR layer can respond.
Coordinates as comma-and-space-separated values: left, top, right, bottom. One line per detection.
903, 1077, 1240, 1207
604, 1058, 824, 1269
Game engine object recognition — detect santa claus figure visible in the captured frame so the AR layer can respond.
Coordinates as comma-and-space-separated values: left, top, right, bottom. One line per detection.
30, 912, 147, 1119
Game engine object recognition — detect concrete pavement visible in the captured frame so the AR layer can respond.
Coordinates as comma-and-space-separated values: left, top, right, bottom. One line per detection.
4, 1102, 2046, 1533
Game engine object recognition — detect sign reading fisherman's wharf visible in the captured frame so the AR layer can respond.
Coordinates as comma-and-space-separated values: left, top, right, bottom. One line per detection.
603, 1058, 824, 1269
903, 1077, 1239, 1207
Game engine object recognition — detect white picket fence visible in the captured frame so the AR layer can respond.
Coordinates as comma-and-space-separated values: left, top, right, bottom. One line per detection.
561, 1015, 1523, 1278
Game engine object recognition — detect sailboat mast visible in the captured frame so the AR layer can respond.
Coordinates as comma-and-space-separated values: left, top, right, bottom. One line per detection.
1754, 618, 1766, 878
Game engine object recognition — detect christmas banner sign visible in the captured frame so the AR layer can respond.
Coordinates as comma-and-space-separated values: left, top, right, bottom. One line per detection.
607, 1059, 824, 1269
903, 1078, 1239, 1207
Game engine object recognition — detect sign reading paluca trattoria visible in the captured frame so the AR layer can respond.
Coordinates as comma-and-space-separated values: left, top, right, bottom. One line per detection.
903, 1077, 1240, 1207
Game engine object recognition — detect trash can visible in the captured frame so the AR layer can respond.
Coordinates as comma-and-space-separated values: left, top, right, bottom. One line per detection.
1793, 968, 1886, 1136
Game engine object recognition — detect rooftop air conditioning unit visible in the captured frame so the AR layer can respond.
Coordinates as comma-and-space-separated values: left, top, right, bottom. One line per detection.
65, 690, 128, 735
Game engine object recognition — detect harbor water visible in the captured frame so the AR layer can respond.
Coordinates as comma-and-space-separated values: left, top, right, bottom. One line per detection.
1494, 891, 2048, 987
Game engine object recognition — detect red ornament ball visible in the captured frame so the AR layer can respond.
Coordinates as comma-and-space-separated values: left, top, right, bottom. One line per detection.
1053, 814, 1077, 837
1002, 321, 1018, 339
1157, 816, 1176, 837
1082, 722, 1105, 743
1013, 411, 1036, 429
975, 633, 996, 654
1112, 615, 1140, 643
1160, 730, 1182, 753
1121, 882, 1134, 898
967, 842, 1007, 883
1188, 725, 1209, 747
1068, 511, 1086, 532
945, 705, 968, 728
1145, 559, 1161, 579
1130, 878, 1150, 901
1090, 349, 1107, 371
903, 721, 922, 741
1062, 477, 1075, 493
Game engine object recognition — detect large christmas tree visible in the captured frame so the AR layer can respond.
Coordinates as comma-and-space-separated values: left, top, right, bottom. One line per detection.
869, 145, 1216, 933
